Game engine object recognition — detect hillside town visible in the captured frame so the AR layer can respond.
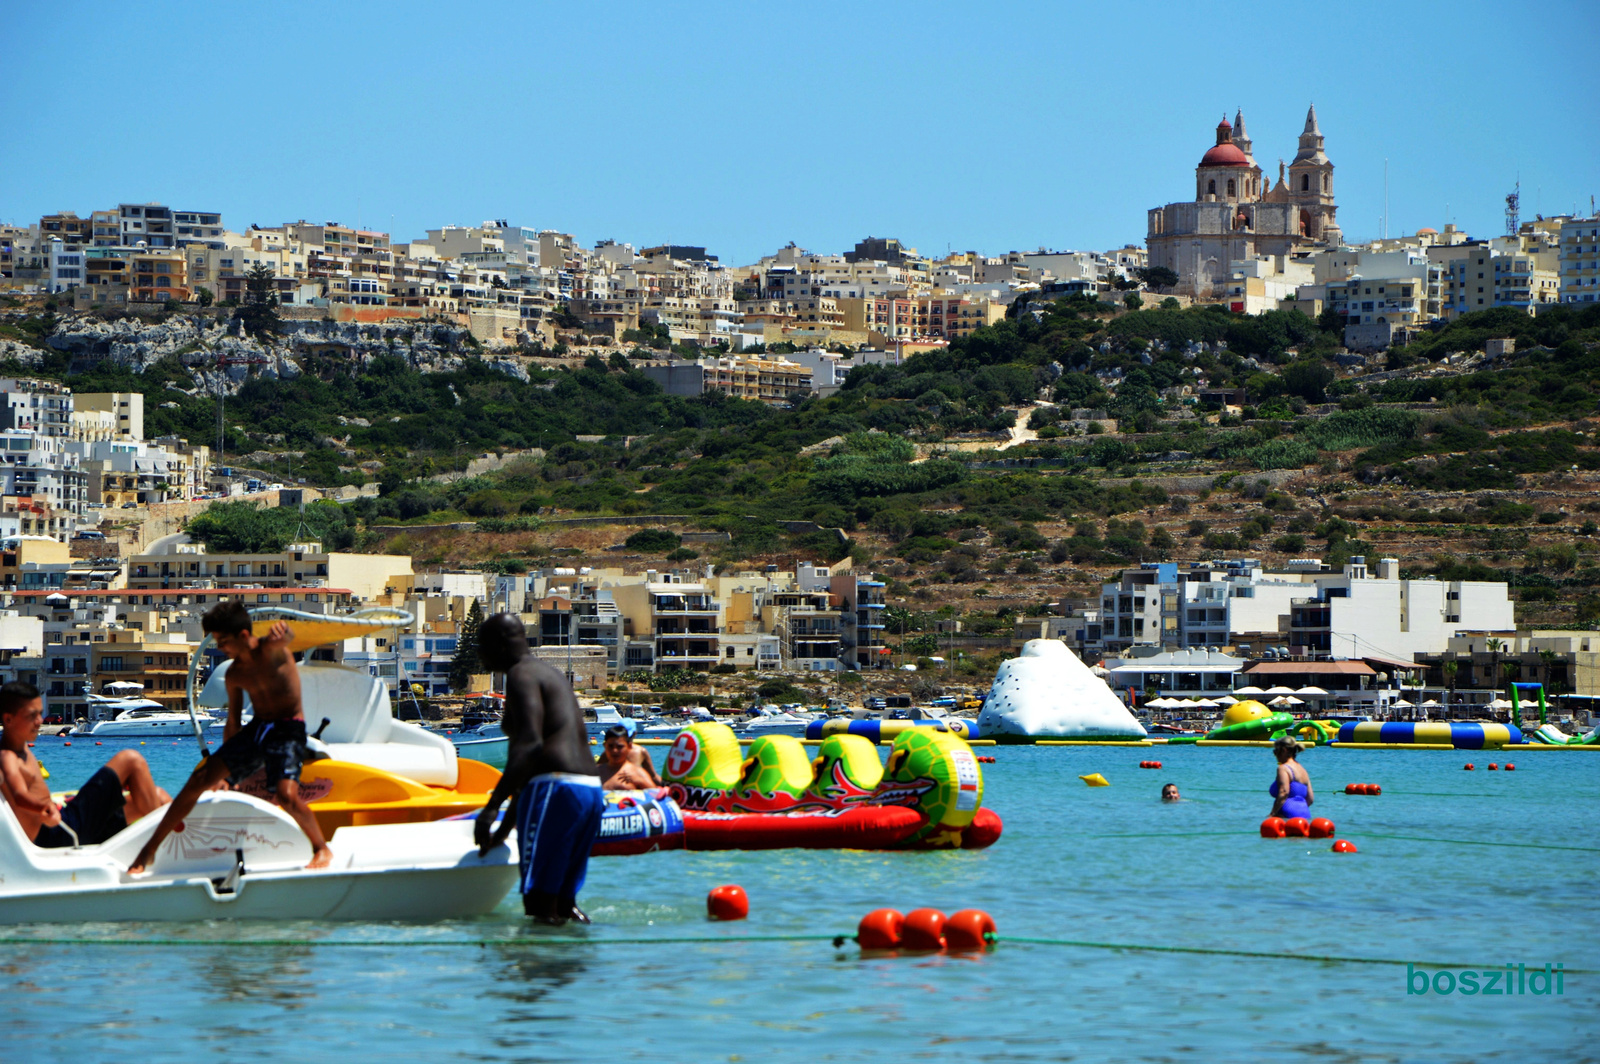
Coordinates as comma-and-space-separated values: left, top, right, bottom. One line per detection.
1, 107, 1598, 726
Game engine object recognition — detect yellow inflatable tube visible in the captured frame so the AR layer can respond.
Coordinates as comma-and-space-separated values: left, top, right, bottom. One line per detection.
301, 757, 501, 833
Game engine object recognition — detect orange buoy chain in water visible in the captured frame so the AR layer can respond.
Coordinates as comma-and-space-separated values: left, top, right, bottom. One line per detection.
1504, 763, 1515, 771
1343, 783, 1381, 795
854, 907, 996, 952
1487, 763, 1499, 770
1331, 839, 1358, 853
1308, 817, 1336, 838
706, 884, 749, 921
975, 755, 996, 763
1138, 760, 1163, 769
1463, 763, 1475, 770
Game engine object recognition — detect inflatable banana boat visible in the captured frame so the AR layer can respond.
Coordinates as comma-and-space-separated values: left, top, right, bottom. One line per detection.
659, 722, 1002, 850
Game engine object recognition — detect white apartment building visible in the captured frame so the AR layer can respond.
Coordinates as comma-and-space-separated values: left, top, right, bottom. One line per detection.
1100, 557, 1514, 663
1559, 216, 1600, 304
1287, 556, 1514, 663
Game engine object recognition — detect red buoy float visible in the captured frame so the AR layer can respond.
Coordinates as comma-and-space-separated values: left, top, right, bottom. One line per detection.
1309, 817, 1335, 838
1464, 763, 1474, 770
856, 908, 904, 950
1331, 839, 1358, 853
1504, 763, 1515, 771
706, 884, 749, 921
943, 909, 997, 952
1260, 817, 1287, 838
1284, 817, 1311, 838
900, 908, 947, 951
1487, 763, 1499, 771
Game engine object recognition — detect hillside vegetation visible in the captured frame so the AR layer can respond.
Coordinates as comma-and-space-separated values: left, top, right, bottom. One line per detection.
10, 298, 1600, 635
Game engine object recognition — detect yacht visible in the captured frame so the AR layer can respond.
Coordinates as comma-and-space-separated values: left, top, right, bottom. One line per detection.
734, 705, 814, 737
70, 697, 217, 738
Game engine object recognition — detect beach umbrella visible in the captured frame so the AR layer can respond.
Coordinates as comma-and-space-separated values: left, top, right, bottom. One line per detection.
1489, 698, 1514, 709
1191, 698, 1220, 709
1296, 686, 1328, 696
1145, 697, 1172, 708
1421, 699, 1442, 708
1235, 685, 1265, 695
1215, 695, 1239, 704
1391, 698, 1415, 708
1264, 685, 1297, 696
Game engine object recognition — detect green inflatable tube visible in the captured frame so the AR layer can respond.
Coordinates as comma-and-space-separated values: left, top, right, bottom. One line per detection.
1204, 712, 1296, 742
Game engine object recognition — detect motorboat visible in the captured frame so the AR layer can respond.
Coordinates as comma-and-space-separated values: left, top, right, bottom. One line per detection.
583, 702, 626, 739
70, 696, 219, 738
734, 705, 814, 736
0, 791, 517, 923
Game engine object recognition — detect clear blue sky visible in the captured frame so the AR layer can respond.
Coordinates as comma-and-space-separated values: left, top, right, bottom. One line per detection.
2, 1, 1596, 265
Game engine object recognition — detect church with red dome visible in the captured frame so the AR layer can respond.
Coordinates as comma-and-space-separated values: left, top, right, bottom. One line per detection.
1146, 106, 1342, 299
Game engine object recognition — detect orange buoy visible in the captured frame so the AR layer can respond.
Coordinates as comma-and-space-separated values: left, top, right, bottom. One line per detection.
1464, 763, 1474, 770
1309, 817, 1335, 838
943, 909, 997, 952
1487, 763, 1498, 771
706, 884, 749, 921
1331, 839, 1358, 853
1504, 763, 1515, 771
900, 908, 947, 951
856, 908, 904, 950
1369, 784, 1381, 795
1284, 817, 1311, 838
1259, 817, 1287, 838
1344, 783, 1358, 794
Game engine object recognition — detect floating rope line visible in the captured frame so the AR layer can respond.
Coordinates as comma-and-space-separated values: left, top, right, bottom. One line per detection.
0, 933, 1588, 973
1352, 832, 1600, 853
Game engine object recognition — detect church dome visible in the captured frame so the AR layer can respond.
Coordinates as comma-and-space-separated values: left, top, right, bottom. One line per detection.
1199, 143, 1249, 168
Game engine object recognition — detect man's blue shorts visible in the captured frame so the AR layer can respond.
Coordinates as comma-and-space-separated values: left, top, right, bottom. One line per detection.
515, 772, 605, 899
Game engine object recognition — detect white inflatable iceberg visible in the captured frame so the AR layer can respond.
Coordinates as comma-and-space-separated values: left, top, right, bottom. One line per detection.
978, 640, 1147, 741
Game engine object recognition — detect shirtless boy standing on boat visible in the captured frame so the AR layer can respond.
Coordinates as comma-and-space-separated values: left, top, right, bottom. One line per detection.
0, 682, 169, 846
475, 613, 604, 925
129, 602, 330, 874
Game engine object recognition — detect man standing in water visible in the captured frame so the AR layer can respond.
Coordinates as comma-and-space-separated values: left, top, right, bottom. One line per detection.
475, 613, 604, 925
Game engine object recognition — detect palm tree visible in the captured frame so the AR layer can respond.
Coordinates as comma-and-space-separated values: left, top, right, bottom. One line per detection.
1485, 637, 1503, 691
1442, 659, 1459, 713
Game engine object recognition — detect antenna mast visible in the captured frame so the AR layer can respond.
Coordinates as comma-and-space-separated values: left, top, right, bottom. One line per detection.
1505, 181, 1520, 237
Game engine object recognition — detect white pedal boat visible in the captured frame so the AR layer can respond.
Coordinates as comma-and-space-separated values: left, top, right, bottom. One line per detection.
0, 791, 518, 924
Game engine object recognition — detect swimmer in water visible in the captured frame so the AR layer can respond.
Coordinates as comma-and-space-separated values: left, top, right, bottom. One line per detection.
1161, 783, 1180, 802
1268, 735, 1313, 819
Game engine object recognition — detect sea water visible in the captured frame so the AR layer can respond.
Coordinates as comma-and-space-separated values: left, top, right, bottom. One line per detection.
6, 737, 1596, 1062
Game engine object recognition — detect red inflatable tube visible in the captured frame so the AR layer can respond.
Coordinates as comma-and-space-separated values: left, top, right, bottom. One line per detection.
960, 808, 1005, 849
682, 805, 925, 850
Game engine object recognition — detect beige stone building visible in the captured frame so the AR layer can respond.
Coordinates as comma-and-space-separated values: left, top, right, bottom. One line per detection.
1147, 107, 1342, 299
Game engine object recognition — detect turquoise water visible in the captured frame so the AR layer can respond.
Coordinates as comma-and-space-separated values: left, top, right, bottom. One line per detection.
8, 736, 1598, 1062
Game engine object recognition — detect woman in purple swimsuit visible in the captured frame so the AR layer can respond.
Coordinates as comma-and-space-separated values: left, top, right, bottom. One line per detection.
1268, 735, 1314, 819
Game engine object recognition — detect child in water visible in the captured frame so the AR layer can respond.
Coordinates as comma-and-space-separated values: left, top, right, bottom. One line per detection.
1268, 735, 1313, 819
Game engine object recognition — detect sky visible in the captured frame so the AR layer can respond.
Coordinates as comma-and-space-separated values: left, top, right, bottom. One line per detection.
2, 1, 1597, 266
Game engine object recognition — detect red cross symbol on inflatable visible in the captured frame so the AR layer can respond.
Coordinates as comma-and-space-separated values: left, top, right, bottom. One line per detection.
666, 732, 700, 777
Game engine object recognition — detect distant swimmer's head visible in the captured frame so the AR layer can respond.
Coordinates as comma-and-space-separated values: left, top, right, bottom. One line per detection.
1160, 782, 1180, 802
1273, 735, 1304, 762
203, 600, 257, 658
477, 612, 529, 673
